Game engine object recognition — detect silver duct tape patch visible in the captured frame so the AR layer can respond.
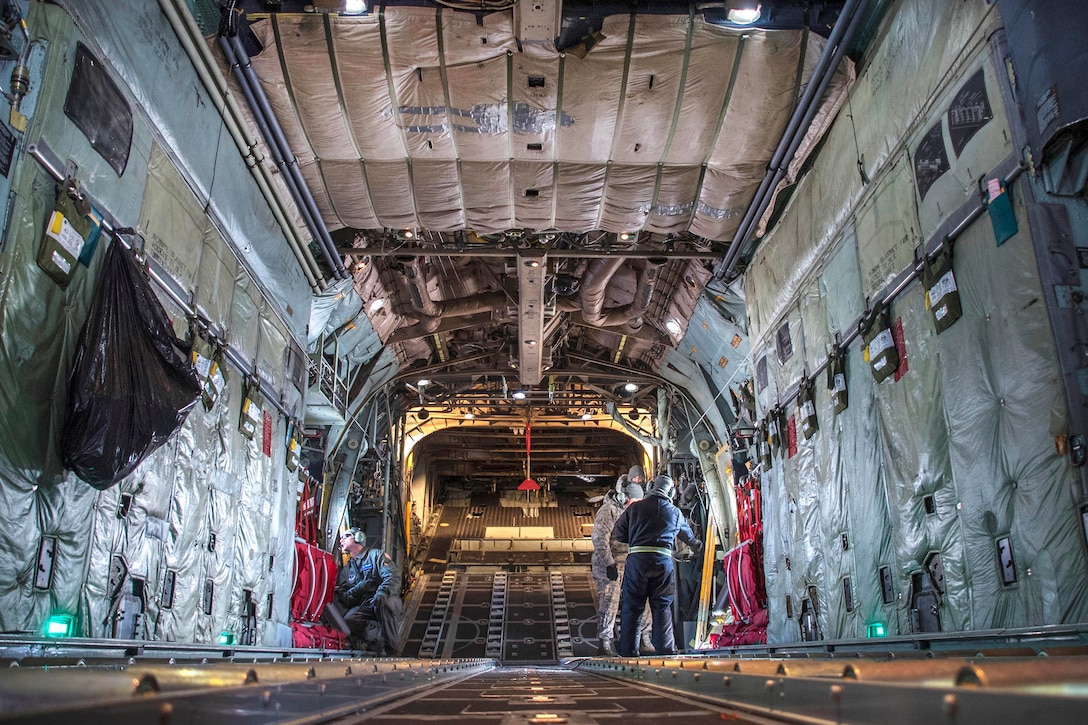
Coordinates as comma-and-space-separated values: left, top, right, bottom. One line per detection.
391, 103, 574, 134
649, 202, 695, 217
210, 473, 244, 498
696, 202, 744, 220
146, 516, 169, 542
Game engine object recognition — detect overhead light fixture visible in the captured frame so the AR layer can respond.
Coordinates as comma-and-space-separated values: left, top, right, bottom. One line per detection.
417, 378, 430, 387
524, 339, 537, 346
368, 298, 385, 313
342, 0, 367, 15
218, 631, 235, 645
553, 273, 578, 297
726, 2, 762, 24
396, 228, 416, 240
464, 411, 475, 420
581, 411, 592, 420
524, 259, 541, 268
513, 390, 527, 400
618, 231, 635, 242
624, 382, 638, 393
665, 319, 683, 337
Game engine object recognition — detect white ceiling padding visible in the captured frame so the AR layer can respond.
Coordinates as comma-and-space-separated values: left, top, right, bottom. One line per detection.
248, 7, 852, 240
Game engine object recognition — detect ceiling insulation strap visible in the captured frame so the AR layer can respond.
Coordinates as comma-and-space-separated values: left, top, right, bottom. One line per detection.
650, 6, 696, 222
378, 3, 422, 230
596, 11, 638, 230
689, 33, 747, 229
322, 13, 367, 165
658, 5, 696, 166
551, 53, 566, 230
435, 7, 468, 222
507, 49, 516, 228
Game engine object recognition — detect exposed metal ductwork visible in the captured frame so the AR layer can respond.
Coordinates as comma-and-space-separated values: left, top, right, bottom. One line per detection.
576, 257, 666, 330
577, 257, 626, 326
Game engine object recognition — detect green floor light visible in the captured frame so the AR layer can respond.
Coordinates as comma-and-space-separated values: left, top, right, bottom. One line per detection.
44, 614, 75, 638
867, 622, 887, 638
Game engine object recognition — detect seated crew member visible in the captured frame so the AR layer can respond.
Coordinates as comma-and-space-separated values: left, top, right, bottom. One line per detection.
334, 527, 403, 656
612, 474, 703, 657
591, 467, 651, 655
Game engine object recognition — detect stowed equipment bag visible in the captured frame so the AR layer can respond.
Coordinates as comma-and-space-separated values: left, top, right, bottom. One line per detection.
61, 240, 200, 489
860, 305, 899, 383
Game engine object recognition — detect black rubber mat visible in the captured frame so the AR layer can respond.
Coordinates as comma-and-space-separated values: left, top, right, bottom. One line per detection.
346, 666, 763, 723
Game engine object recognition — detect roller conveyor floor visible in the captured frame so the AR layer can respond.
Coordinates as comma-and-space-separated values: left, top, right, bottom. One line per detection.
339, 665, 760, 723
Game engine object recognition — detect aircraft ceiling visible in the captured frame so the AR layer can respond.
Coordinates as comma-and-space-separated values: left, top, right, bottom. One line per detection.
220, 0, 860, 479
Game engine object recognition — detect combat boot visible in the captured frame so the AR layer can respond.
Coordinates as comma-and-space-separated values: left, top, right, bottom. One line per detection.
597, 638, 616, 656
640, 634, 655, 654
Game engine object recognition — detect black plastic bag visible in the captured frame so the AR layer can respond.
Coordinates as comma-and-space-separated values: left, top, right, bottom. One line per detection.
61, 240, 200, 489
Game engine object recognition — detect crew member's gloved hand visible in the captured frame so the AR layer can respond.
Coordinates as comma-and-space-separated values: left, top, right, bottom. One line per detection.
690, 540, 705, 556
368, 592, 387, 609
606, 564, 619, 581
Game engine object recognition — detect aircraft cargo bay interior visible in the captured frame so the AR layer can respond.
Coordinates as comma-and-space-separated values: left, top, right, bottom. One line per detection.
1, 0, 1088, 722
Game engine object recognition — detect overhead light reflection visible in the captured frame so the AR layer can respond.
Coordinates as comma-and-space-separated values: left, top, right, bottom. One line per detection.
726, 2, 761, 24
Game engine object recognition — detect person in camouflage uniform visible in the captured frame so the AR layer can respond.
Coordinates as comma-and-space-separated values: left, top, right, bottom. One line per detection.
591, 465, 651, 655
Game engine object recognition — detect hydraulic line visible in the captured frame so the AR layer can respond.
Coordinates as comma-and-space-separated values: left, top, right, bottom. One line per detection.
716, 0, 868, 280
158, 0, 324, 290
225, 31, 350, 280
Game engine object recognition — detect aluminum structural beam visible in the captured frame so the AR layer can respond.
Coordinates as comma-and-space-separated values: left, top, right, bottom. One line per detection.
517, 249, 548, 386
339, 245, 723, 260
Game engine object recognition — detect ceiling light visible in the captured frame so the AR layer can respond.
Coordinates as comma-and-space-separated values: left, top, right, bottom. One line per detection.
665, 318, 683, 336
398, 228, 415, 240
726, 2, 761, 24
524, 259, 540, 268
417, 378, 430, 387
513, 390, 527, 400
581, 411, 592, 420
624, 382, 638, 393
464, 411, 475, 420
524, 339, 537, 346
342, 0, 367, 15
368, 298, 385, 313
618, 231, 635, 241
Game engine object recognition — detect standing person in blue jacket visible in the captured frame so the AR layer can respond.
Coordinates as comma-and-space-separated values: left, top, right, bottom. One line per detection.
612, 474, 703, 656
